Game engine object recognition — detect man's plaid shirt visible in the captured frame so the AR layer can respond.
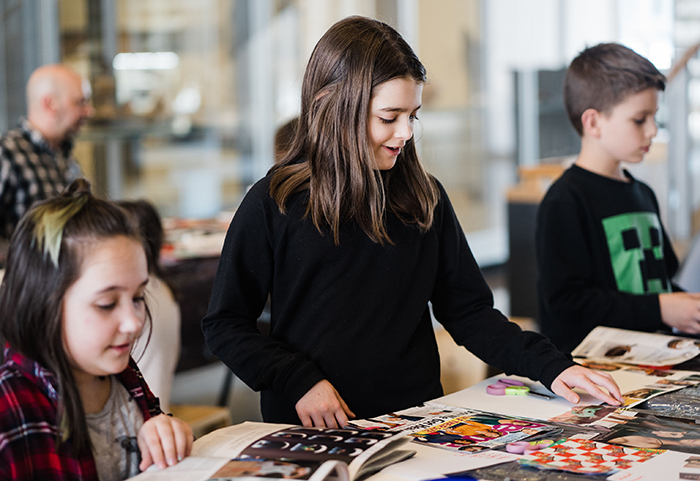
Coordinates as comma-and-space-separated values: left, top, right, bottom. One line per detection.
0, 119, 81, 239
0, 345, 161, 480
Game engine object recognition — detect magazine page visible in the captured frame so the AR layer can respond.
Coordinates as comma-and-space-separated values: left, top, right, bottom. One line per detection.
237, 425, 412, 480
518, 434, 664, 475
577, 358, 684, 376
591, 409, 700, 454
434, 374, 596, 422
635, 380, 700, 421
350, 404, 555, 453
204, 458, 349, 481
192, 422, 295, 458
130, 456, 349, 481
571, 327, 700, 366
193, 422, 412, 480
547, 404, 622, 427
379, 443, 520, 480
130, 457, 230, 481
345, 434, 414, 479
349, 404, 476, 432
547, 373, 700, 423
606, 450, 700, 481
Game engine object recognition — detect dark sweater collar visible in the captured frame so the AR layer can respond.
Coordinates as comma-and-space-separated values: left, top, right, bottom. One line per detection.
570, 163, 637, 185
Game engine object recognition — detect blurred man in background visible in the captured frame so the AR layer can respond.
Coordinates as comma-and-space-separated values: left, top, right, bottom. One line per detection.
0, 64, 93, 239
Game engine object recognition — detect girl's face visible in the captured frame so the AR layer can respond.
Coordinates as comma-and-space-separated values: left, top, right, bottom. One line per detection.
62, 235, 149, 383
367, 77, 423, 170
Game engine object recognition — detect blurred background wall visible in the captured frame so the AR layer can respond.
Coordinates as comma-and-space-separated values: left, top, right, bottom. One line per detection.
1, 0, 699, 300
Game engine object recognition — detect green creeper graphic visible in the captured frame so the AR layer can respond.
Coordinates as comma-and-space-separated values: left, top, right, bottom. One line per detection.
602, 212, 670, 295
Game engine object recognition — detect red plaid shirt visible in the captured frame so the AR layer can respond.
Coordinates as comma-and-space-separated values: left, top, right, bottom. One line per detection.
0, 345, 161, 480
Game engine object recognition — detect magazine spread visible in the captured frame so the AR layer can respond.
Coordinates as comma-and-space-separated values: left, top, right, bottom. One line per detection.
589, 408, 700, 455
130, 422, 414, 481
571, 326, 700, 367
517, 434, 664, 475
349, 403, 555, 453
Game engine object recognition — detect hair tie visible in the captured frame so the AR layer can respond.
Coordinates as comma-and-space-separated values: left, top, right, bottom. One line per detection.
31, 195, 89, 267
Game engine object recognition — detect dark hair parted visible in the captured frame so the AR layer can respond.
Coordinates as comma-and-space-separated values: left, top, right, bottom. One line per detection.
117, 199, 177, 304
116, 200, 165, 277
269, 16, 438, 245
564, 43, 666, 136
0, 178, 148, 456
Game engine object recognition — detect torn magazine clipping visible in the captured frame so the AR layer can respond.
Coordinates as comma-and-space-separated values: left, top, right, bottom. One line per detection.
131, 422, 414, 481
571, 327, 700, 367
348, 403, 555, 453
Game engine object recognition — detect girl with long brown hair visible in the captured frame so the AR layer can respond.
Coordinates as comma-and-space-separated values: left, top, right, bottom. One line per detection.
203, 16, 622, 427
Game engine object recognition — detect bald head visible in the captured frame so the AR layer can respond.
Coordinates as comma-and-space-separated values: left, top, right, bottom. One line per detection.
27, 65, 82, 109
26, 64, 93, 149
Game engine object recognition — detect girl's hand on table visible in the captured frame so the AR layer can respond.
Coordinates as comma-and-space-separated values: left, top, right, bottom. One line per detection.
296, 379, 356, 428
138, 413, 194, 471
551, 365, 623, 405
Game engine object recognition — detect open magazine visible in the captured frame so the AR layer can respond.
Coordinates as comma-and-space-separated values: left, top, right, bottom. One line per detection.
131, 422, 414, 481
590, 408, 700, 455
349, 403, 554, 453
571, 327, 700, 367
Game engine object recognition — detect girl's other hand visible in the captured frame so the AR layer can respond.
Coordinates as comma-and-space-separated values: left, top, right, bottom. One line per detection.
295, 379, 356, 428
137, 413, 194, 471
551, 365, 623, 405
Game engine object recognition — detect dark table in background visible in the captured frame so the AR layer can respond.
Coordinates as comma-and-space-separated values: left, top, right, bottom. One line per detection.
162, 252, 271, 406
162, 255, 221, 373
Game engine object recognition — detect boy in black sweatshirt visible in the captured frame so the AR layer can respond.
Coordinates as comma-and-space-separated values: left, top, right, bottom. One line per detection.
537, 43, 700, 353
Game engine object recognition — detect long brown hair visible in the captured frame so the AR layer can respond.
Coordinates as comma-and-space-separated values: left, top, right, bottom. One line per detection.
0, 179, 149, 456
270, 16, 438, 244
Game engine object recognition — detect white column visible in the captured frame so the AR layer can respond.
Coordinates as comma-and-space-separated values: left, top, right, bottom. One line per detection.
667, 67, 692, 240
516, 70, 539, 166
249, 0, 275, 181
38, 0, 60, 65
397, 0, 419, 53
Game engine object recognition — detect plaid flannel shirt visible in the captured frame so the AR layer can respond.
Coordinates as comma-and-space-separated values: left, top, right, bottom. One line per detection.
0, 345, 161, 480
0, 119, 81, 239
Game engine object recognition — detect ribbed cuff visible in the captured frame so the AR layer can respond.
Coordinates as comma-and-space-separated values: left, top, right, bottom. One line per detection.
280, 358, 327, 406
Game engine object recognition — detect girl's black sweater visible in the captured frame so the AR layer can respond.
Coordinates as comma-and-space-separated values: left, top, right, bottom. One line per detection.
203, 174, 574, 423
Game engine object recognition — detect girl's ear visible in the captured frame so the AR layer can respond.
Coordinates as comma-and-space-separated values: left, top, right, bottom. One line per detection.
581, 108, 602, 138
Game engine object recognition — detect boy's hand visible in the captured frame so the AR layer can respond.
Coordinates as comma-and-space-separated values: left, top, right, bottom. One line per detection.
551, 365, 623, 405
296, 380, 356, 428
659, 292, 700, 334
138, 413, 194, 471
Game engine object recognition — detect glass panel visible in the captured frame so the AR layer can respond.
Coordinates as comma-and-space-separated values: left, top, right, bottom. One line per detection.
59, 0, 492, 239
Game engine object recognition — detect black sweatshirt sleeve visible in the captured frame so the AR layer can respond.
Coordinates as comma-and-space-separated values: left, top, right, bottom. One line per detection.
430, 184, 575, 390
201, 180, 325, 406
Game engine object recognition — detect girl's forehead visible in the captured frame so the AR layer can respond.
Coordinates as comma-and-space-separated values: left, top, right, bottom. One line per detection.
370, 78, 423, 104
74, 236, 147, 283
78, 235, 142, 262
373, 76, 422, 91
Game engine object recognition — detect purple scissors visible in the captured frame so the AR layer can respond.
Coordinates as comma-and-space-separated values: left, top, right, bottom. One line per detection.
486, 379, 553, 399
506, 440, 553, 454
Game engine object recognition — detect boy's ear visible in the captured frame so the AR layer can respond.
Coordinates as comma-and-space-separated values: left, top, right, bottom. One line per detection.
42, 94, 57, 114
581, 108, 603, 138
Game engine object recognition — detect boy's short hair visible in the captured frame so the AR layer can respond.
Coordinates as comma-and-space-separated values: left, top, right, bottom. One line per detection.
564, 43, 666, 136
